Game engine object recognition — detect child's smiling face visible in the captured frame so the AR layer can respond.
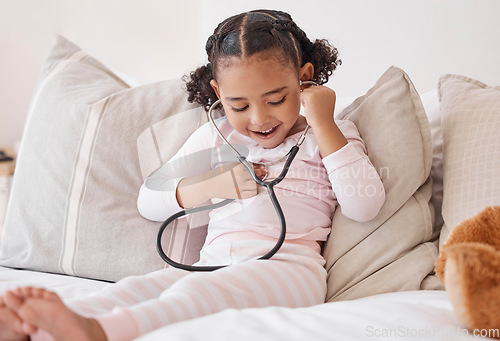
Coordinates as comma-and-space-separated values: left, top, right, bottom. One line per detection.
211, 53, 312, 149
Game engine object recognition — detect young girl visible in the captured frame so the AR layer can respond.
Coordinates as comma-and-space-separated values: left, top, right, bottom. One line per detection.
0, 9, 385, 341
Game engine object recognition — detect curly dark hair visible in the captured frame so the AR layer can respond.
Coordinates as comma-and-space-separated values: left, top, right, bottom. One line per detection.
184, 9, 341, 111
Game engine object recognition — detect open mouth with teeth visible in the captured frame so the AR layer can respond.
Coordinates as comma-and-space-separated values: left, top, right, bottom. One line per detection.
252, 124, 280, 138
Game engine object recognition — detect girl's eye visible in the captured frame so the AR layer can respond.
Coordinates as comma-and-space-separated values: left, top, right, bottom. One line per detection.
269, 96, 286, 106
231, 105, 249, 112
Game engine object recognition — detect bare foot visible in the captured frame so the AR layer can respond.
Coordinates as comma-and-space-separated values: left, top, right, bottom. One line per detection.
0, 296, 28, 341
4, 287, 106, 341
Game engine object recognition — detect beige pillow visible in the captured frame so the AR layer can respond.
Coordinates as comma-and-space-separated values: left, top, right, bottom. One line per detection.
324, 66, 442, 301
0, 36, 206, 282
438, 75, 500, 246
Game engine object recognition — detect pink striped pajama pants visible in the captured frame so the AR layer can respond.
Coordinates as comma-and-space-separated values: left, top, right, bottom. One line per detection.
34, 240, 327, 341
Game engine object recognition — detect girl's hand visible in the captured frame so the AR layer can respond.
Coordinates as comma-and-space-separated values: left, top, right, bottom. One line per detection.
209, 162, 264, 200
299, 84, 336, 129
300, 84, 347, 158
176, 162, 266, 208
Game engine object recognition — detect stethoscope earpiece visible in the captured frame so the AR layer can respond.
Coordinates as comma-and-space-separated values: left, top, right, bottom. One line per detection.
300, 80, 318, 87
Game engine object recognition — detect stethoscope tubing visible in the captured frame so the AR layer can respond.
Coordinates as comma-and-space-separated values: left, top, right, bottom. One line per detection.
156, 199, 233, 272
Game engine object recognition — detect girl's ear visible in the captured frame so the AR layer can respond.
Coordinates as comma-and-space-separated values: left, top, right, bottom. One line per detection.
210, 79, 221, 99
299, 63, 314, 82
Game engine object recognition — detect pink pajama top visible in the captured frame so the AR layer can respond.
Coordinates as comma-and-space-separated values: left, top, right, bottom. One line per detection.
137, 117, 385, 247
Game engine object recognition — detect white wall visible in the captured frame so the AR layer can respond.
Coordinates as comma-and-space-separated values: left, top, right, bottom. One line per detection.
0, 0, 203, 146
199, 0, 500, 98
1, 0, 499, 146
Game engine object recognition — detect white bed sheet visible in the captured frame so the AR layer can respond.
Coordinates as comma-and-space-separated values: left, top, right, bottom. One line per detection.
138, 290, 493, 341
0, 265, 110, 299
0, 266, 494, 341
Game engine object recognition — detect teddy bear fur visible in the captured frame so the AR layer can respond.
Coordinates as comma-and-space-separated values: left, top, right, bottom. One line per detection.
435, 206, 500, 337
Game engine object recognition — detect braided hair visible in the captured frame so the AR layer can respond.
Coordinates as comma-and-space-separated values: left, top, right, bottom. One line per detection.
184, 9, 341, 111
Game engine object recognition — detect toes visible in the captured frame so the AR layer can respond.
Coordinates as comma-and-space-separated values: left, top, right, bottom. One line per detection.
22, 287, 57, 300
22, 321, 38, 334
16, 286, 35, 298
0, 303, 25, 335
10, 287, 54, 301
41, 289, 59, 301
3, 286, 66, 338
32, 287, 46, 299
4, 290, 23, 310
14, 287, 28, 298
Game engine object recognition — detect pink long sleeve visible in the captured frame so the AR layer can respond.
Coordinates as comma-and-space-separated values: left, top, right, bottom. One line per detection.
323, 120, 385, 222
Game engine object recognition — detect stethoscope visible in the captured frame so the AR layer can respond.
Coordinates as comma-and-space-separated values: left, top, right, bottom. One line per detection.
156, 80, 317, 271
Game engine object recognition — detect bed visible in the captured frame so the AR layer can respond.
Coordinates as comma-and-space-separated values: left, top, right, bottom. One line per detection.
0, 266, 477, 340
0, 2, 499, 340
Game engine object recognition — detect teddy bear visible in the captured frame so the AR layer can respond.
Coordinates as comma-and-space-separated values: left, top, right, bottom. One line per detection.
435, 205, 500, 338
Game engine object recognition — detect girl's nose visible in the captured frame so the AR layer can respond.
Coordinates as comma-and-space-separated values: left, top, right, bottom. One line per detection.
250, 107, 269, 125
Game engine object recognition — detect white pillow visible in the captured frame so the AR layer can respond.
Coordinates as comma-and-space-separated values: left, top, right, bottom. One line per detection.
0, 36, 206, 282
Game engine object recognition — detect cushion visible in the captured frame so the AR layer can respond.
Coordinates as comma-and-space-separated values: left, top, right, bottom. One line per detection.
324, 66, 443, 301
0, 36, 207, 282
438, 75, 500, 246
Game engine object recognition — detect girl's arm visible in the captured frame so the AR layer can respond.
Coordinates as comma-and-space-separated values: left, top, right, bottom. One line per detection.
175, 162, 260, 208
301, 85, 385, 222
139, 161, 259, 221
137, 122, 260, 221
137, 123, 215, 221
322, 120, 385, 222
